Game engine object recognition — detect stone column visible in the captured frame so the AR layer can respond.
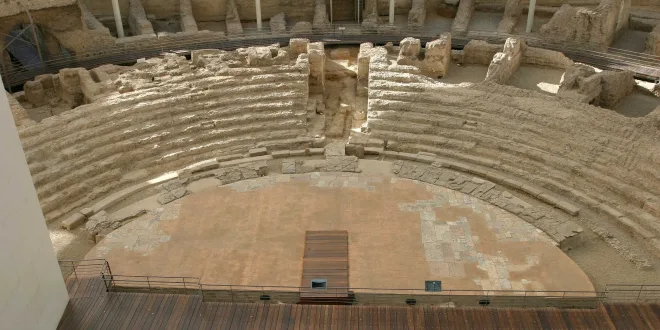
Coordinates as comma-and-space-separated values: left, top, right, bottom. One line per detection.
389, 0, 394, 24
111, 0, 125, 37
526, 0, 536, 33
255, 0, 262, 30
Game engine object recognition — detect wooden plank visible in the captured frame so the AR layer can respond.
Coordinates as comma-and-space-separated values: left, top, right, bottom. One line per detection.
146, 294, 174, 330
163, 294, 190, 330
272, 304, 287, 330
198, 302, 220, 330
127, 294, 161, 330
117, 292, 148, 330
179, 296, 203, 329
215, 302, 237, 329
99, 293, 132, 330
189, 299, 208, 330
229, 303, 247, 330
140, 294, 168, 329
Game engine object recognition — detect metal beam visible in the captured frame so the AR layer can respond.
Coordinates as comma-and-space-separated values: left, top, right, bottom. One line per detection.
111, 0, 125, 37
255, 0, 262, 30
24, 7, 44, 65
389, 0, 394, 25
526, 0, 536, 33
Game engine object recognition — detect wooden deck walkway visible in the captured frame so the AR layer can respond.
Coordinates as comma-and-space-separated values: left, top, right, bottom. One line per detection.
300, 231, 349, 302
58, 277, 660, 329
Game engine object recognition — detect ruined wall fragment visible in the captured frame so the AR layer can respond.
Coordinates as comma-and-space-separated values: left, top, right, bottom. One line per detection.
225, 0, 244, 35
421, 33, 451, 78
451, 0, 474, 34
180, 0, 198, 33
497, 0, 522, 33
128, 0, 155, 36
485, 38, 525, 84
408, 0, 426, 29
646, 24, 660, 56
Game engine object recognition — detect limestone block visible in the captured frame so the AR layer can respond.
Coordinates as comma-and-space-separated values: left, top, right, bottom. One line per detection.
485, 38, 524, 84
597, 70, 635, 108
357, 43, 374, 82
397, 37, 421, 66
180, 0, 198, 33
522, 47, 573, 69
291, 22, 313, 35
646, 24, 660, 56
270, 12, 287, 35
308, 42, 325, 89
225, 0, 244, 35
539, 0, 630, 49
78, 70, 102, 102
408, 0, 426, 29
59, 68, 85, 107
321, 156, 359, 172
451, 0, 474, 34
421, 33, 451, 78
246, 47, 274, 67
312, 0, 331, 30
461, 40, 502, 65
325, 142, 346, 158
497, 0, 522, 33
128, 0, 155, 36
61, 212, 86, 230
23, 81, 46, 107
289, 38, 309, 58
249, 147, 268, 156
188, 159, 220, 174
282, 159, 296, 174
362, 0, 380, 30
85, 209, 147, 237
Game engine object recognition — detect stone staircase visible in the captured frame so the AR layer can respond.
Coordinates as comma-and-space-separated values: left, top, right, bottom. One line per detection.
364, 48, 660, 263
16, 48, 313, 222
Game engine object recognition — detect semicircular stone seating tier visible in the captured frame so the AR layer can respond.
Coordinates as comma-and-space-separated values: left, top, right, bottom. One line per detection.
15, 48, 313, 223
359, 49, 660, 261
10, 39, 660, 268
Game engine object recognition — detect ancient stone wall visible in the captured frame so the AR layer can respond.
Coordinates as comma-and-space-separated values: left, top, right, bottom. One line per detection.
128, 0, 155, 36
646, 24, 660, 56
497, 0, 522, 33
0, 0, 76, 17
365, 47, 660, 263
485, 38, 524, 84
408, 0, 426, 29
13, 43, 312, 223
539, 0, 631, 48
180, 0, 199, 32
557, 64, 636, 108
0, 5, 114, 54
451, 0, 474, 34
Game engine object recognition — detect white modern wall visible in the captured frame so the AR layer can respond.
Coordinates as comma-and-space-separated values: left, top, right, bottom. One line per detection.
0, 80, 69, 329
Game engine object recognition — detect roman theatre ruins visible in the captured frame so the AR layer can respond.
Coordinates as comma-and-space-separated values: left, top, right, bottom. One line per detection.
4, 0, 660, 310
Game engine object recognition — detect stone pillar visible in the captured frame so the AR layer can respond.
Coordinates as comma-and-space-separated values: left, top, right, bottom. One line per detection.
389, 0, 395, 24
111, 0, 125, 37
526, 0, 536, 33
0, 75, 69, 330
255, 0, 262, 30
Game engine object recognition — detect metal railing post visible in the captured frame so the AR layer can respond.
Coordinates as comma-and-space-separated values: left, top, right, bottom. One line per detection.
147, 277, 151, 292
637, 285, 644, 303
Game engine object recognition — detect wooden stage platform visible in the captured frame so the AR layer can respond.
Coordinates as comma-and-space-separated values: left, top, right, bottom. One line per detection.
58, 277, 660, 329
300, 231, 350, 303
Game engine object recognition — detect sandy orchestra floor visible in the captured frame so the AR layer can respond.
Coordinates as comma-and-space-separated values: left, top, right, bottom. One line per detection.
86, 173, 594, 294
